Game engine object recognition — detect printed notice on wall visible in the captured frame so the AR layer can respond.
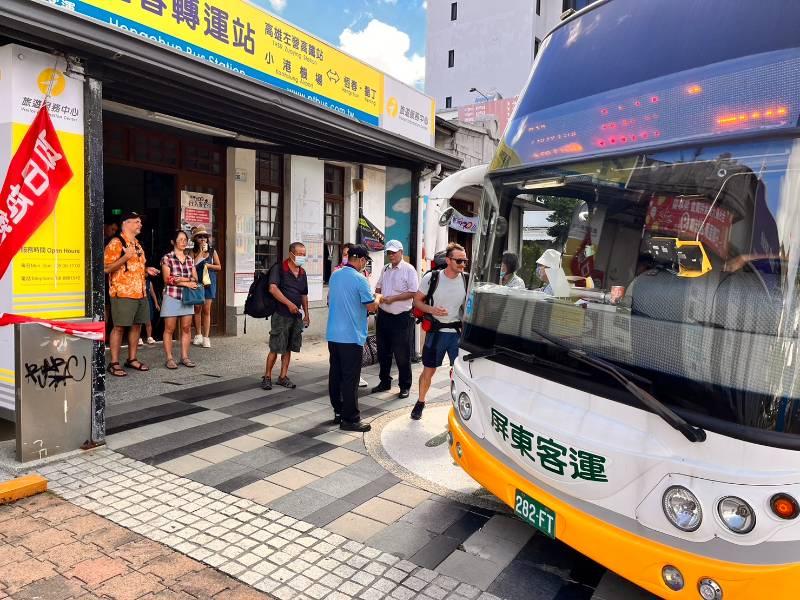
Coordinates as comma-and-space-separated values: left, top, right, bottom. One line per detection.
234, 272, 255, 294
303, 234, 324, 283
180, 191, 213, 248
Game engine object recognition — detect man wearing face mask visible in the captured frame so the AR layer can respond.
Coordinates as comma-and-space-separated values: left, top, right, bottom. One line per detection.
263, 242, 310, 390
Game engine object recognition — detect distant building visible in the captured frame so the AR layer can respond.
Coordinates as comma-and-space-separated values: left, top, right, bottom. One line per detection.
425, 0, 563, 111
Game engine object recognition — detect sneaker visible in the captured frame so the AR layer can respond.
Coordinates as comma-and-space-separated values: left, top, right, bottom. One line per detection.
359, 377, 368, 388
399, 389, 410, 399
261, 377, 272, 390
202, 337, 211, 348
137, 338, 144, 346
340, 420, 371, 433
192, 335, 203, 346
410, 401, 425, 420
371, 382, 391, 394
333, 413, 342, 425
146, 337, 156, 345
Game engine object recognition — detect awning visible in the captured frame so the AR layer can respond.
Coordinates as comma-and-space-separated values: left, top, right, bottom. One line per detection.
0, 0, 462, 171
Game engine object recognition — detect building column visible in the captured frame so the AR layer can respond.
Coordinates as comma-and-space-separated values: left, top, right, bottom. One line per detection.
84, 74, 106, 445
225, 147, 256, 336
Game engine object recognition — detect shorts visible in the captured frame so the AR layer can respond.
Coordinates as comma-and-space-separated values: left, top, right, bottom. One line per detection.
422, 331, 460, 368
110, 297, 149, 327
270, 312, 304, 354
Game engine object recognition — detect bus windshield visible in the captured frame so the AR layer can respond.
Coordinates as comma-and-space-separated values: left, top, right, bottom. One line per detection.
464, 137, 800, 448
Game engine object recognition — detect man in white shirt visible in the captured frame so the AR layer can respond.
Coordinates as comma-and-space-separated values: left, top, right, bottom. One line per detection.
372, 240, 419, 398
410, 243, 468, 420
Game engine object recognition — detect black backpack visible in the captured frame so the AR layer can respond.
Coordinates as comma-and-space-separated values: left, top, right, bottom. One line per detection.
243, 264, 280, 332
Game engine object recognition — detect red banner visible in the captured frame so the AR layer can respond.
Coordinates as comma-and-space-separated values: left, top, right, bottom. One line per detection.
645, 195, 734, 258
0, 313, 105, 342
0, 105, 73, 279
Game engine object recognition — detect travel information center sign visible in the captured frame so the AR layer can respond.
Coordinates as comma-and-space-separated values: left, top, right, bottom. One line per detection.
42, 0, 435, 145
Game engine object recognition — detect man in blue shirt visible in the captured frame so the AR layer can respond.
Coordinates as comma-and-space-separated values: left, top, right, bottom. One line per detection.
326, 244, 380, 432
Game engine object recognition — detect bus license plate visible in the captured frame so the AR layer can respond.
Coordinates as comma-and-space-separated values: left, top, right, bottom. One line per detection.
514, 489, 556, 538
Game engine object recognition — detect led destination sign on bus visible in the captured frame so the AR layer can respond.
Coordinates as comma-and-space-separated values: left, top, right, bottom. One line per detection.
502, 49, 800, 169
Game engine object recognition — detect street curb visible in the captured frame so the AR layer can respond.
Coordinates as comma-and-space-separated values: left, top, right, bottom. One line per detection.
0, 473, 47, 504
364, 402, 508, 512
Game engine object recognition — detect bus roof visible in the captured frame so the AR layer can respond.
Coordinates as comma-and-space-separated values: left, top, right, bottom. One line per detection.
492, 0, 800, 174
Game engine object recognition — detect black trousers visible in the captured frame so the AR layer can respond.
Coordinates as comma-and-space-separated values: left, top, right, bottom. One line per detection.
328, 342, 363, 423
376, 310, 413, 390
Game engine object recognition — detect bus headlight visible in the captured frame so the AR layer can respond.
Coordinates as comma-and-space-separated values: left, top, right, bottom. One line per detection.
457, 393, 472, 421
451, 380, 457, 403
662, 486, 702, 532
717, 496, 755, 534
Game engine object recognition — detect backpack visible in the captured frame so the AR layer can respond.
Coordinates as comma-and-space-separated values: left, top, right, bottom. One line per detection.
243, 263, 280, 332
413, 265, 468, 332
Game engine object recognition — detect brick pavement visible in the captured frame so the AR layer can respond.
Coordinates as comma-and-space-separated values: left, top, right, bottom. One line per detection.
0, 491, 271, 600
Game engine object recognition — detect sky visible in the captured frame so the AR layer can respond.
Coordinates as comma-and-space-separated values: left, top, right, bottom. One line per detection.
250, 0, 428, 89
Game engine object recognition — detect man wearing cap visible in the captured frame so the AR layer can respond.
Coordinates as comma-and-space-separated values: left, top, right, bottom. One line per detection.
326, 244, 380, 432
371, 240, 418, 398
103, 212, 160, 377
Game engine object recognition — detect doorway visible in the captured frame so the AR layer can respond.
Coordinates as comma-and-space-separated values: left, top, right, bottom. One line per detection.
103, 115, 227, 335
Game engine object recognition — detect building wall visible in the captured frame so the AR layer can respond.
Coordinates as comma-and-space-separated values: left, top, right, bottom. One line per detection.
435, 120, 499, 170
425, 0, 562, 109
362, 166, 387, 289
385, 168, 413, 258
289, 156, 326, 303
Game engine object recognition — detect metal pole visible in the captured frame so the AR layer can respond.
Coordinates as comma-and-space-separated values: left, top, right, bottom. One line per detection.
84, 75, 106, 446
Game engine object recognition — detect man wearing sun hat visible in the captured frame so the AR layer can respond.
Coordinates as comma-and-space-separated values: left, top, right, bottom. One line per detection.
371, 240, 418, 398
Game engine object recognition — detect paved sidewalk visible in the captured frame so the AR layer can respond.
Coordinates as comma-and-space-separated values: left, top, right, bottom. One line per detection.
29, 335, 653, 600
0, 491, 270, 600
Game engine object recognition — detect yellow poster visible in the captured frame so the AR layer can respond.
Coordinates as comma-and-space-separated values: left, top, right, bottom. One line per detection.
74, 0, 383, 124
3, 47, 85, 319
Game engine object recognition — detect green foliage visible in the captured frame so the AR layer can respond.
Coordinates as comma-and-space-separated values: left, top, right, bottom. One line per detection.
543, 197, 583, 244
519, 241, 545, 288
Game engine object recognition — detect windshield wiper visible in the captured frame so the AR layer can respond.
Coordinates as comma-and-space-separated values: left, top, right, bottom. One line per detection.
531, 328, 707, 443
464, 344, 539, 364
463, 343, 586, 378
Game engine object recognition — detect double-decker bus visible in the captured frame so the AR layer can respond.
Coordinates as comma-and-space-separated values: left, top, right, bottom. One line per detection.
447, 1, 800, 597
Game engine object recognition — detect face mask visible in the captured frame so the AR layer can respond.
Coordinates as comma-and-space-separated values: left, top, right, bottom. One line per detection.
292, 254, 307, 267
341, 256, 348, 265
536, 265, 546, 280
499, 270, 507, 279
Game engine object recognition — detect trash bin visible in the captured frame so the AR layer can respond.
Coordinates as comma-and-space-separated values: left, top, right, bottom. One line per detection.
15, 321, 93, 462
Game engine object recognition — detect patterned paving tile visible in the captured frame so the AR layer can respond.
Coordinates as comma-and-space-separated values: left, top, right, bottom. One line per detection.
91, 364, 617, 599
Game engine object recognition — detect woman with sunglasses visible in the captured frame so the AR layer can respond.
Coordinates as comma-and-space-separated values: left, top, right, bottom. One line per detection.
190, 226, 222, 348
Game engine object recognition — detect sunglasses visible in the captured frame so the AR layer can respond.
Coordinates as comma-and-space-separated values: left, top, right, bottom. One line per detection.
450, 258, 469, 265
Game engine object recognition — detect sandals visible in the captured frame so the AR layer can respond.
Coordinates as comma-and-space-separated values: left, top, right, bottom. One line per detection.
277, 376, 296, 389
107, 362, 127, 377
165, 358, 195, 369
124, 359, 150, 372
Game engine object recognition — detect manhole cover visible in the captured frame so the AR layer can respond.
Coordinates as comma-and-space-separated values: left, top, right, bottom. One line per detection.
365, 403, 505, 511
